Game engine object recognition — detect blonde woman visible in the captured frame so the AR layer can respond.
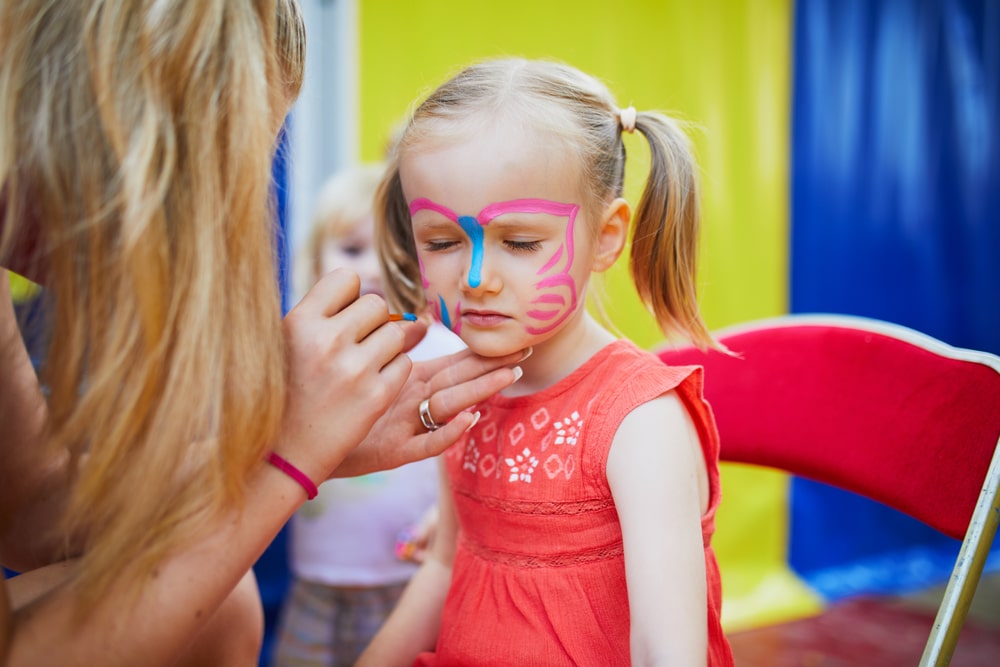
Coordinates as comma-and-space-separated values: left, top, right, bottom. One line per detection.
0, 2, 522, 665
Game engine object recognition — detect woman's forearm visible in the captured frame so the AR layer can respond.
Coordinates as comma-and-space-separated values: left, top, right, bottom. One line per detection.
3, 462, 304, 667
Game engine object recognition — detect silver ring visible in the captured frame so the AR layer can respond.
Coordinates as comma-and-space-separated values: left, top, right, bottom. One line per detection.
419, 399, 442, 432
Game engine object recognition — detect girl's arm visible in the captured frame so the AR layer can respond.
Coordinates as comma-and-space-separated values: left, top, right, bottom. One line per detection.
607, 391, 710, 667
357, 456, 458, 667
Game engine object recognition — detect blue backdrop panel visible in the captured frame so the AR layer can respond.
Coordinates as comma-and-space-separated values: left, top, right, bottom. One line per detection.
255, 123, 293, 665
789, 0, 1000, 597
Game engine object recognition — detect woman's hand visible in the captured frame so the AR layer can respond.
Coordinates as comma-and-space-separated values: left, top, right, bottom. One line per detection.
330, 344, 524, 478
274, 268, 416, 486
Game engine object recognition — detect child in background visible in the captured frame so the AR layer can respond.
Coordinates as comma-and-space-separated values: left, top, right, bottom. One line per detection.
360, 58, 734, 666
272, 164, 463, 667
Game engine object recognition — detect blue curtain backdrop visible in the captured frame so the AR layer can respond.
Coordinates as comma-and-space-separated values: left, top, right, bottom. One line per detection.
789, 0, 1000, 598
257, 123, 293, 665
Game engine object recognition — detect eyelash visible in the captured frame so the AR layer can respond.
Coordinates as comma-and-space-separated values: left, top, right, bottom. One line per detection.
425, 240, 459, 252
423, 239, 542, 253
505, 240, 542, 252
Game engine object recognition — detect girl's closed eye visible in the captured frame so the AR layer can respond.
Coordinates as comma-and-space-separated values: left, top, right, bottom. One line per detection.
504, 239, 543, 253
424, 238, 462, 252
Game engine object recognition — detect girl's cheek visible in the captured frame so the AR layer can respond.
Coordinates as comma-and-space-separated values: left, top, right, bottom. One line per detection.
417, 274, 446, 327
417, 253, 466, 334
427, 295, 444, 324
424, 291, 459, 333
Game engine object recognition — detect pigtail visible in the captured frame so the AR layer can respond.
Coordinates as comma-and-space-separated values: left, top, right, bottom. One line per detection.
629, 112, 717, 349
375, 162, 424, 312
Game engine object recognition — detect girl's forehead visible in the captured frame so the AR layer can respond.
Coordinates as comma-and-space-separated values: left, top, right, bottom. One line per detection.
400, 124, 585, 213
404, 110, 575, 168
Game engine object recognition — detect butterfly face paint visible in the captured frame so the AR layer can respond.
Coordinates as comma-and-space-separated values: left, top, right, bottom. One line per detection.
408, 197, 580, 337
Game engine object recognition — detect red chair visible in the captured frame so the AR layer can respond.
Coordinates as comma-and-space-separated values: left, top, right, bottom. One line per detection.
658, 314, 1000, 666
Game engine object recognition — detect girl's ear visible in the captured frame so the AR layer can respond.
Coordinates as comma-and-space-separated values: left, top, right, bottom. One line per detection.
592, 198, 630, 273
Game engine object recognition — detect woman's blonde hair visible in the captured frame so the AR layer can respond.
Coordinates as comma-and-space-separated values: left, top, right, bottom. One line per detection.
377, 57, 716, 348
0, 0, 305, 608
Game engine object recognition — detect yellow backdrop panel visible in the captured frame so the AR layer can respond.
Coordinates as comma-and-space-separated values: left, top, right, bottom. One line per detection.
7, 271, 40, 303
359, 0, 821, 630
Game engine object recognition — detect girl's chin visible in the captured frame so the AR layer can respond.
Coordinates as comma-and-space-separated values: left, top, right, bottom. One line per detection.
460, 337, 527, 360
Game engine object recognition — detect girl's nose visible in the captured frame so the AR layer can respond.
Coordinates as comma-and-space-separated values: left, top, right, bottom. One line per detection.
457, 215, 499, 294
461, 247, 501, 295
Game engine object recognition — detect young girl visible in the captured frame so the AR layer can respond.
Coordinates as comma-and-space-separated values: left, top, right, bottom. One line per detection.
360, 58, 733, 666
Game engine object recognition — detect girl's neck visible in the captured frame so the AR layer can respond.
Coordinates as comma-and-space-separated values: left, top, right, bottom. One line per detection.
501, 311, 616, 397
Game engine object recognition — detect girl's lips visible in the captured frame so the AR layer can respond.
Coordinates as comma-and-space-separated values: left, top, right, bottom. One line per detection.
462, 310, 509, 327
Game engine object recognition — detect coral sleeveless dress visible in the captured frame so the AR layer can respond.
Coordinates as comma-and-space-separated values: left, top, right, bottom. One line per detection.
415, 340, 733, 666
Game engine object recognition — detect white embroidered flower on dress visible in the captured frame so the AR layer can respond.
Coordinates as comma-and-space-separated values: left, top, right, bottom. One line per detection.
553, 411, 583, 446
463, 440, 480, 473
505, 447, 539, 483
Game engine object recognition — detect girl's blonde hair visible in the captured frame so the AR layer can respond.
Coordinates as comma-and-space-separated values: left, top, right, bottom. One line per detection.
295, 163, 385, 299
377, 57, 715, 348
0, 0, 304, 608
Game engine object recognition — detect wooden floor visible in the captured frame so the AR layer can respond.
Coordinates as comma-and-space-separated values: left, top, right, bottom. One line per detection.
728, 571, 1000, 666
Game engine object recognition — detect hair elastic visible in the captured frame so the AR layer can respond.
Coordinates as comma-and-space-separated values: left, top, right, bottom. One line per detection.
266, 451, 319, 500
619, 106, 637, 133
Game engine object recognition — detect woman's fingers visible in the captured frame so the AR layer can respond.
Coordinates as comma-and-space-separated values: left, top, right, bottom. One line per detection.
420, 364, 522, 426
398, 312, 431, 353
294, 267, 361, 319
402, 410, 482, 460
303, 270, 427, 355
420, 347, 527, 393
414, 347, 528, 422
